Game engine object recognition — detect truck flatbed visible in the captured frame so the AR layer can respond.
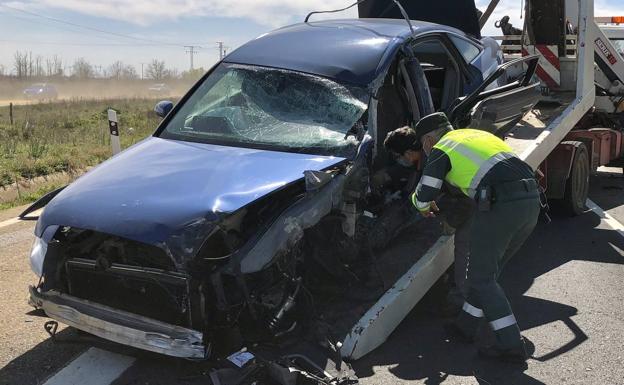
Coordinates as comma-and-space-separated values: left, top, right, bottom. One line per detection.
507, 94, 577, 157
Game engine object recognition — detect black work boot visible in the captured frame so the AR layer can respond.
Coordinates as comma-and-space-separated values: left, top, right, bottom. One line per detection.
478, 344, 528, 363
443, 323, 474, 344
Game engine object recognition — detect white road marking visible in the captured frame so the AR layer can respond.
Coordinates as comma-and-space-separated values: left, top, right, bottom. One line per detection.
0, 216, 21, 229
0, 209, 43, 229
596, 166, 624, 176
586, 199, 624, 238
42, 347, 135, 385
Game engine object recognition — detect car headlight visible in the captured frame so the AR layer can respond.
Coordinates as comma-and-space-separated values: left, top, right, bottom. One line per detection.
29, 237, 48, 277
29, 225, 59, 277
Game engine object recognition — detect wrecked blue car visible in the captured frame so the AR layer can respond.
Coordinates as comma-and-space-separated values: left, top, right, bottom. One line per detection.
26, 1, 540, 360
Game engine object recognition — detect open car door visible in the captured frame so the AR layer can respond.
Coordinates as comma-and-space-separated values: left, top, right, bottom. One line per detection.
448, 55, 541, 137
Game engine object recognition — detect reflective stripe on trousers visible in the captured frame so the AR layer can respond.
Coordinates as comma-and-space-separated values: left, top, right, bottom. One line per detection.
462, 301, 484, 318
490, 314, 517, 331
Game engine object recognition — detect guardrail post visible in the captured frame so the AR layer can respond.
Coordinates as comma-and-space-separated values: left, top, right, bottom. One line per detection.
107, 109, 121, 155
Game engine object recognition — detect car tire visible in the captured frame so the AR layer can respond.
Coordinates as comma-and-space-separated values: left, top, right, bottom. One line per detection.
561, 141, 590, 216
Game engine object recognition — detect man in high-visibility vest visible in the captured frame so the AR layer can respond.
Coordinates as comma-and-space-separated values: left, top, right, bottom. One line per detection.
384, 112, 540, 363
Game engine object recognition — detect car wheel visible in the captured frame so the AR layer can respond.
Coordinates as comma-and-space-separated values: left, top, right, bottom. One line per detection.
562, 141, 590, 216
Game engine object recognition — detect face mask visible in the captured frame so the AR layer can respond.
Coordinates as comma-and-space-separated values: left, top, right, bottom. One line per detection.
396, 155, 413, 167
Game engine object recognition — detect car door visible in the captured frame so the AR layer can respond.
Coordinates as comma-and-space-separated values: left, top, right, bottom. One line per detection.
448, 55, 541, 137
446, 33, 499, 92
409, 34, 483, 113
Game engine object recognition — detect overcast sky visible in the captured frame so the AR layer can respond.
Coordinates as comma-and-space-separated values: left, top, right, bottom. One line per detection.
0, 0, 623, 76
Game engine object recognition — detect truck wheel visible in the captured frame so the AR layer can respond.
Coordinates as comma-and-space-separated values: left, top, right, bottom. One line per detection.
562, 141, 590, 216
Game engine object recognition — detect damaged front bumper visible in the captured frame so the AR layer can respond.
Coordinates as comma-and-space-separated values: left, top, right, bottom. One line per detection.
29, 286, 207, 359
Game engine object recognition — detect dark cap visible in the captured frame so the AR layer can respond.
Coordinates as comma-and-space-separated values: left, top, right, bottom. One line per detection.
414, 112, 454, 138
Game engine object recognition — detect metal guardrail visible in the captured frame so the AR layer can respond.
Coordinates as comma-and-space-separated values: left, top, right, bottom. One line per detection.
491, 35, 578, 57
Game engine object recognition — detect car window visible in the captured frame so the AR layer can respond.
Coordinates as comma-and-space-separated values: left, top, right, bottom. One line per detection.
159, 64, 369, 156
449, 35, 481, 63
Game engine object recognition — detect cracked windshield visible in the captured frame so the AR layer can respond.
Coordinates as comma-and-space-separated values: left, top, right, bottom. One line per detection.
160, 64, 369, 156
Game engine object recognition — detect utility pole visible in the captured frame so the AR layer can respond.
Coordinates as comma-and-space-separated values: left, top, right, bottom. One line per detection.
217, 42, 224, 60
217, 41, 228, 61
184, 46, 199, 70
140, 62, 147, 80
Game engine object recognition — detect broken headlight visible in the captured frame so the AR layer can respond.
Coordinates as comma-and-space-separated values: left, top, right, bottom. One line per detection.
29, 225, 59, 277
29, 237, 47, 277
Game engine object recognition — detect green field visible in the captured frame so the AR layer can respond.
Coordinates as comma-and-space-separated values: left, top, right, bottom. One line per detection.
0, 98, 164, 208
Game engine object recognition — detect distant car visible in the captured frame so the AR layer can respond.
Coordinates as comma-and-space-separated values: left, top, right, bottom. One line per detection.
23, 83, 58, 100
148, 83, 171, 95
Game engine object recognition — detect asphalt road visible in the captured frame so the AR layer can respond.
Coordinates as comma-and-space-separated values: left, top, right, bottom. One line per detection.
0, 171, 623, 385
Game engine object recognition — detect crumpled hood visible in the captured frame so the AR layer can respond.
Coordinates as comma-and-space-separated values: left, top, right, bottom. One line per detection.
38, 137, 345, 260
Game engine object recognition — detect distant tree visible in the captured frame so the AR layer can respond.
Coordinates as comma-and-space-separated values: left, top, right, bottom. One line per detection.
145, 59, 168, 80
13, 51, 29, 78
0, 64, 6, 76
107, 61, 138, 80
33, 55, 45, 77
181, 67, 205, 81
46, 55, 63, 77
167, 68, 180, 79
72, 58, 94, 79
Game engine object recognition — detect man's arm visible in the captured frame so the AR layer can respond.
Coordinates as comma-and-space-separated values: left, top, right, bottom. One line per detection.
410, 148, 451, 216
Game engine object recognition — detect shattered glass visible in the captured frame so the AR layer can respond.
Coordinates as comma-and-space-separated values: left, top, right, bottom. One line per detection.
161, 64, 369, 156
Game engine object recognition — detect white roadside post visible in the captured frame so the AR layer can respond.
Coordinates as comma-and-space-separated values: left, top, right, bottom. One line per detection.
107, 109, 121, 155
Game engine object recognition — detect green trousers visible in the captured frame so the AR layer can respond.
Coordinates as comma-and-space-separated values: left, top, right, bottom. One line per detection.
456, 183, 540, 349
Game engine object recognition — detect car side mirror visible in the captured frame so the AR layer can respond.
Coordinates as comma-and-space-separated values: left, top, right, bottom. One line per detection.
154, 100, 174, 118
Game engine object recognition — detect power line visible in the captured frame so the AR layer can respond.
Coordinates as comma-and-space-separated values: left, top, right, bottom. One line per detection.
0, 9, 138, 44
0, 3, 194, 47
0, 39, 182, 47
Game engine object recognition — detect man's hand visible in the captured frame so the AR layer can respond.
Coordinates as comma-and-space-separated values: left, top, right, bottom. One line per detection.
410, 192, 440, 218
420, 201, 440, 218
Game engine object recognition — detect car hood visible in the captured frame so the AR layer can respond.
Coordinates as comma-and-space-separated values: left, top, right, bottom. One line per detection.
38, 137, 345, 262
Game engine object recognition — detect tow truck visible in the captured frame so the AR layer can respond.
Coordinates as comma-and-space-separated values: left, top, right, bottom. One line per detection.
340, 0, 624, 359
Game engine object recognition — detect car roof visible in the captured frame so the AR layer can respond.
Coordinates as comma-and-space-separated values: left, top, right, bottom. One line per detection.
225, 18, 467, 86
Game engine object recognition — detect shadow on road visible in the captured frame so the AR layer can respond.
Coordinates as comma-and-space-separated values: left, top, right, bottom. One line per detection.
589, 172, 624, 211
0, 327, 87, 385
353, 209, 624, 385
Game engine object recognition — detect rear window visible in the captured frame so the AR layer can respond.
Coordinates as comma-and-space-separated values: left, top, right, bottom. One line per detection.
449, 35, 481, 63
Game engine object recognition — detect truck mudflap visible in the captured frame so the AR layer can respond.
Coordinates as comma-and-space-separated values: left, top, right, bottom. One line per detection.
29, 286, 207, 359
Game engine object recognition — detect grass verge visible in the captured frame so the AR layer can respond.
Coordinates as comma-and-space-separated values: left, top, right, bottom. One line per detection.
0, 98, 166, 209
0, 184, 63, 211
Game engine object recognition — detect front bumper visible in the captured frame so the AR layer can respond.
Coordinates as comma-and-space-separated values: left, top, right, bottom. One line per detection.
29, 286, 207, 358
